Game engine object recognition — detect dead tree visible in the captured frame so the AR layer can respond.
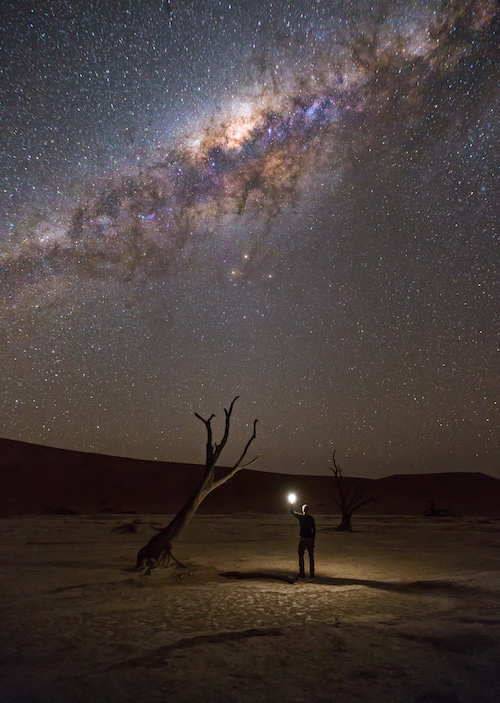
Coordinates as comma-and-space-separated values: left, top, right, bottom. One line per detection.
135, 396, 259, 572
327, 451, 374, 531
424, 500, 453, 517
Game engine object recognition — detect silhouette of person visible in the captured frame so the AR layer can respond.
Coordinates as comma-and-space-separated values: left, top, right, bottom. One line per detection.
291, 503, 315, 578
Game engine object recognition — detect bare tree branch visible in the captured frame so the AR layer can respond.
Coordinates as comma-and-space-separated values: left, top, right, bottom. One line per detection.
211, 419, 260, 491
194, 412, 216, 470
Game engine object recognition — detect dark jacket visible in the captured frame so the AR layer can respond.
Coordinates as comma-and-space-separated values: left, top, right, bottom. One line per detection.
292, 510, 316, 540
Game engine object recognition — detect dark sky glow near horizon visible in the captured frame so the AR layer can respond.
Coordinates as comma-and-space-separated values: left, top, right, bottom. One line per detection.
1, 0, 498, 477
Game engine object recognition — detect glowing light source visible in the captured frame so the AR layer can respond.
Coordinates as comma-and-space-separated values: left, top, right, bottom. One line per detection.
288, 493, 297, 504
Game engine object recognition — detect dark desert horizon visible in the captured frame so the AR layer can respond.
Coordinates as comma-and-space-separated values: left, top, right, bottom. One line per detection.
2, 435, 500, 518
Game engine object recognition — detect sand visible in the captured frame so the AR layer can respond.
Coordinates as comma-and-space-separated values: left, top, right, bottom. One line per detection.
1, 513, 500, 702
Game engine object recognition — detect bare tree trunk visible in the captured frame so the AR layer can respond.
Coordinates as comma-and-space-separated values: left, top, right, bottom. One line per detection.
136, 397, 259, 572
335, 513, 353, 531
135, 480, 209, 570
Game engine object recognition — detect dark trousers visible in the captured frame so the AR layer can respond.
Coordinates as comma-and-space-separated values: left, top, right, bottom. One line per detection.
298, 537, 315, 576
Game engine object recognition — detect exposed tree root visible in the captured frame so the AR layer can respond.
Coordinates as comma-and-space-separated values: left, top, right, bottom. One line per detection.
136, 548, 187, 575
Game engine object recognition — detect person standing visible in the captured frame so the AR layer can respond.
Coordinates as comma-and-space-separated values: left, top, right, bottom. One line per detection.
291, 503, 316, 578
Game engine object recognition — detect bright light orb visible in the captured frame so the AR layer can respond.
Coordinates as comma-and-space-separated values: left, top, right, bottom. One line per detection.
288, 493, 297, 504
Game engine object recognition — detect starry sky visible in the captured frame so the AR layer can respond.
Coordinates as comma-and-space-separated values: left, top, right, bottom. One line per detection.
1, 0, 498, 477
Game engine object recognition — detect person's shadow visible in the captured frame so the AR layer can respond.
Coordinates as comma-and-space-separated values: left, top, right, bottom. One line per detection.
302, 576, 483, 596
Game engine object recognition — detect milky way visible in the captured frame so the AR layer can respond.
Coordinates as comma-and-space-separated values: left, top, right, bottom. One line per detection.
1, 0, 498, 477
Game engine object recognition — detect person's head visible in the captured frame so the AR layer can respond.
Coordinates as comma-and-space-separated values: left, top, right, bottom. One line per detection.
301, 504, 309, 514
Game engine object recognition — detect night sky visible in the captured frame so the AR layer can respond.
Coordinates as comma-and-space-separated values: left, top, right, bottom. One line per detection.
1, 0, 498, 477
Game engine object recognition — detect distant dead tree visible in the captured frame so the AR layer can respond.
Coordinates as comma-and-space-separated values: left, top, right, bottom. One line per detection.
135, 396, 259, 573
328, 451, 375, 531
424, 500, 454, 518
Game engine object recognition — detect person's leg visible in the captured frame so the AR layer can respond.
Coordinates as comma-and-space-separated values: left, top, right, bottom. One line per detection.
308, 542, 315, 577
298, 539, 305, 577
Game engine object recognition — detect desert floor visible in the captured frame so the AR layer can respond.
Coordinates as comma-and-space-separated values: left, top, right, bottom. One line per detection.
1, 513, 500, 702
